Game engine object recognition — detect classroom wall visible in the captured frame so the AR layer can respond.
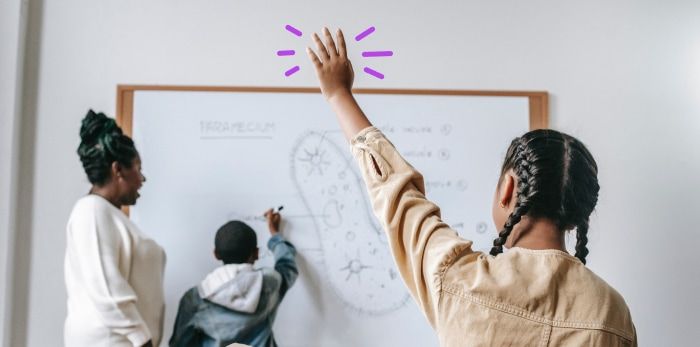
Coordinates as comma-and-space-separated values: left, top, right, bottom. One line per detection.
4, 0, 700, 346
0, 0, 28, 345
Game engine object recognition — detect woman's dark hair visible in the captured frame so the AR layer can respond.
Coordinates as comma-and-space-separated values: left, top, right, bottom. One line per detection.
489, 129, 599, 264
215, 221, 258, 264
77, 110, 138, 186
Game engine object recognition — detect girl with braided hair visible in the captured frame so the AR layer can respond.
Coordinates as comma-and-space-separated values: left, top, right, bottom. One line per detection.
308, 28, 636, 346
65, 110, 165, 347
489, 131, 599, 265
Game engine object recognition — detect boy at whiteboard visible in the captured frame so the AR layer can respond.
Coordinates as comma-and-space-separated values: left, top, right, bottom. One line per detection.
169, 209, 298, 347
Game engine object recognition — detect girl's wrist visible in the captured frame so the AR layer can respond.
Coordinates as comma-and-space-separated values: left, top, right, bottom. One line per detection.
327, 88, 353, 103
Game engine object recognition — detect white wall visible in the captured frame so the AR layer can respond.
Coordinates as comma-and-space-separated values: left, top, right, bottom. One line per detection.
0, 0, 28, 345
5, 0, 700, 346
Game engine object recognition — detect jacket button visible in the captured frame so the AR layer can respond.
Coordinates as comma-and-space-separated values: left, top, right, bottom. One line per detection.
356, 135, 366, 143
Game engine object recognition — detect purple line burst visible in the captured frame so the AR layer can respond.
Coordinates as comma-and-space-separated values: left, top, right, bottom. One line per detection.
362, 51, 393, 57
279, 25, 302, 77
363, 67, 384, 80
285, 24, 302, 37
278, 25, 392, 79
355, 26, 375, 41
285, 65, 300, 77
277, 50, 295, 56
356, 27, 392, 79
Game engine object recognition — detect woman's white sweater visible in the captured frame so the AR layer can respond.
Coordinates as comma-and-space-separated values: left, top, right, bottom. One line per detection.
64, 195, 165, 347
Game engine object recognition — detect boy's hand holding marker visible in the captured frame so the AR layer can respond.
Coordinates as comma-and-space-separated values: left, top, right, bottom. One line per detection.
264, 206, 283, 235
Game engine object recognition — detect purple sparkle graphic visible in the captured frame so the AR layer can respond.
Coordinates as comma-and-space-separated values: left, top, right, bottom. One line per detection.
285, 66, 300, 77
285, 25, 302, 37
362, 51, 393, 57
277, 50, 296, 56
356, 27, 392, 79
363, 67, 384, 79
278, 25, 302, 77
355, 27, 375, 41
277, 25, 393, 80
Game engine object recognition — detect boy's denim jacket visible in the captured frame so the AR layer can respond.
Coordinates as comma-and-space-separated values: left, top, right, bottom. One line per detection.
169, 235, 298, 347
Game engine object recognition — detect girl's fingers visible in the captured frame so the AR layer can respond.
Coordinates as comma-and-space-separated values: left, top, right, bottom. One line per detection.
312, 32, 330, 63
336, 29, 347, 58
307, 47, 322, 69
323, 27, 338, 58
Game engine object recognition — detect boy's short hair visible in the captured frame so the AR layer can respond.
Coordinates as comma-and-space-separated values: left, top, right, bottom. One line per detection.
215, 221, 258, 264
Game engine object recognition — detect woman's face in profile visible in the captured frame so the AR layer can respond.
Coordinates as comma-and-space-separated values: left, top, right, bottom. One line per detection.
118, 155, 146, 206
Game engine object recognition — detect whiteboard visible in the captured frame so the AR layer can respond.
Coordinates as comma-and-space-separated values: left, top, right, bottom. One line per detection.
122, 87, 545, 347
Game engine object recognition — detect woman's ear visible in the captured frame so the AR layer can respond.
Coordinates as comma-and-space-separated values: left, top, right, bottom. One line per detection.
111, 161, 122, 179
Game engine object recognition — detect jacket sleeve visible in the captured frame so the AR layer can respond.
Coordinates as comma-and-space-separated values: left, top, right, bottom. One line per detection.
66, 201, 151, 345
169, 288, 204, 347
349, 126, 475, 327
267, 234, 298, 298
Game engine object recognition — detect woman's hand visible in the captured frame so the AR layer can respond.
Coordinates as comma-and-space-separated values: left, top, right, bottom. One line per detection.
307, 27, 354, 101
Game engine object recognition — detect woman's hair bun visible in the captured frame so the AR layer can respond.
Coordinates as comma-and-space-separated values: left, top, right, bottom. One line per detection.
79, 109, 121, 145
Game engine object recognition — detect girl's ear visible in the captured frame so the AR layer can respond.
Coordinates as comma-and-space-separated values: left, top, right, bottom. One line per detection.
499, 170, 516, 208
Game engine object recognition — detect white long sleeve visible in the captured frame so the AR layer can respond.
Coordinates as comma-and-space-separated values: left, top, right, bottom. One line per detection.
65, 195, 165, 347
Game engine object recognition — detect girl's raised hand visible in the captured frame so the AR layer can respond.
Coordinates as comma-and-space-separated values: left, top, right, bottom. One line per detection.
307, 27, 354, 101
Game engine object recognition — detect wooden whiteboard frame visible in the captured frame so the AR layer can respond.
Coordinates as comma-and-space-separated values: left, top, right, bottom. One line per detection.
116, 85, 549, 138
116, 86, 548, 215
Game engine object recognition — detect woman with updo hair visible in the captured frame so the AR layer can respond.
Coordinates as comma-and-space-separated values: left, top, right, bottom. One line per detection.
65, 110, 165, 347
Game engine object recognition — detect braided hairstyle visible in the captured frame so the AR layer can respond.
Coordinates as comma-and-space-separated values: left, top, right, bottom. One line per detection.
77, 110, 138, 186
489, 129, 599, 264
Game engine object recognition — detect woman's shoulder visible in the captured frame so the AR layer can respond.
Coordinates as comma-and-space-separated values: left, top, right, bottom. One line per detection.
69, 194, 123, 223
74, 194, 117, 211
